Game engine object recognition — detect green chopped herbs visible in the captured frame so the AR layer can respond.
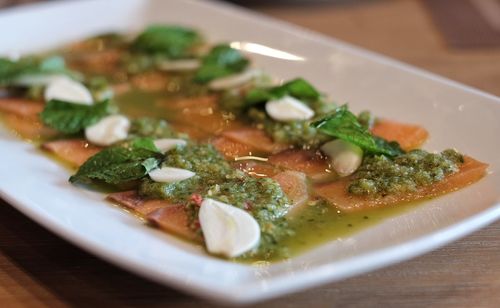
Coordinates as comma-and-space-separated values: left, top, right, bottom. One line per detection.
348, 149, 464, 196
194, 44, 249, 83
40, 99, 111, 134
247, 108, 329, 148
132, 25, 201, 59
70, 138, 162, 185
138, 144, 291, 257
312, 105, 404, 157
129, 117, 179, 139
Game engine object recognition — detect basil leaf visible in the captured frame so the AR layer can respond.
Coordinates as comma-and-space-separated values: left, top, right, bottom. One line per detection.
194, 44, 249, 83
0, 57, 36, 86
0, 56, 72, 86
130, 137, 160, 152
132, 25, 201, 59
373, 136, 405, 157
312, 105, 404, 157
245, 78, 320, 105
69, 139, 162, 185
40, 99, 111, 134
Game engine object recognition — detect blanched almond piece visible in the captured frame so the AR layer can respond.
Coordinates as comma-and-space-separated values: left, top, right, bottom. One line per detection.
321, 139, 363, 177
153, 138, 187, 153
208, 69, 260, 90
85, 114, 130, 146
44, 77, 93, 104
148, 167, 195, 183
199, 198, 260, 258
265, 95, 314, 122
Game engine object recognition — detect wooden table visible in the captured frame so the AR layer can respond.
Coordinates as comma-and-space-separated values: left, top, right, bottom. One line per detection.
1, 0, 499, 306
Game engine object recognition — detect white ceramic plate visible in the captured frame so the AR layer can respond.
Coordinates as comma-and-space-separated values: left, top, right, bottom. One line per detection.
1, 0, 499, 304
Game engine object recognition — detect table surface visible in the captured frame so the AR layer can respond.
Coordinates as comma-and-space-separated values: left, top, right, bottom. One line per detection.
1, 0, 500, 307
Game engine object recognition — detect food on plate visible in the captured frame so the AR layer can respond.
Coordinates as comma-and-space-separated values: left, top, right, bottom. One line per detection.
0, 25, 488, 261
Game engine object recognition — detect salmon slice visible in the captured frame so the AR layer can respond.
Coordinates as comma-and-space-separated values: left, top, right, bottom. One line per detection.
222, 128, 289, 154
162, 96, 244, 135
107, 191, 168, 216
112, 83, 131, 96
158, 95, 246, 135
171, 123, 212, 141
130, 71, 170, 92
67, 49, 122, 75
176, 111, 243, 135
0, 98, 44, 117
0, 98, 57, 140
272, 171, 309, 215
108, 191, 199, 241
232, 160, 280, 178
371, 119, 429, 151
148, 206, 199, 241
268, 149, 335, 182
211, 136, 254, 159
160, 95, 218, 111
315, 156, 488, 212
42, 139, 102, 167
2, 114, 56, 140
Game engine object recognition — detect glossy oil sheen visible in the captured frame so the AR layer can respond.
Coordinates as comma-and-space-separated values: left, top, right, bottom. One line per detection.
113, 87, 422, 261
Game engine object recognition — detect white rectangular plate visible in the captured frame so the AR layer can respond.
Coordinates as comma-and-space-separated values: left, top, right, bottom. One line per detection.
1, 0, 499, 304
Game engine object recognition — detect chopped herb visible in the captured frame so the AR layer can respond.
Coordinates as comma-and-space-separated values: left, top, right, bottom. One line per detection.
132, 25, 201, 59
312, 105, 404, 157
70, 138, 163, 185
194, 44, 249, 83
40, 99, 111, 134
348, 149, 464, 196
129, 117, 178, 139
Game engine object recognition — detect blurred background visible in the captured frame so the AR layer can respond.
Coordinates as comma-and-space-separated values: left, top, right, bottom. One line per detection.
2, 0, 499, 96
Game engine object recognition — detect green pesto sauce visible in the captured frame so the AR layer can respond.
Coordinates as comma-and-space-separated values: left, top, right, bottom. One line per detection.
239, 199, 421, 263
129, 117, 182, 139
138, 144, 291, 257
349, 149, 464, 196
247, 107, 330, 148
112, 84, 460, 262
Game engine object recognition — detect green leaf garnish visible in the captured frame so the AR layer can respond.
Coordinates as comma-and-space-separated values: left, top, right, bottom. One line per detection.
245, 78, 320, 105
194, 44, 249, 83
130, 137, 160, 152
69, 138, 163, 185
131, 25, 201, 59
40, 99, 111, 134
0, 56, 73, 86
312, 105, 404, 156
